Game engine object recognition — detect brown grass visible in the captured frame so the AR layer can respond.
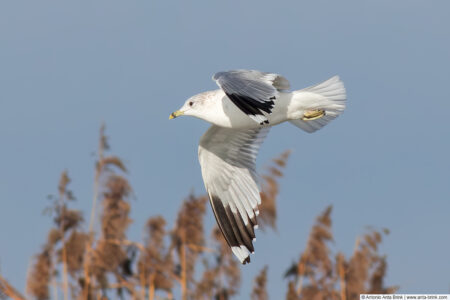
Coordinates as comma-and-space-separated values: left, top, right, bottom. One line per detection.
284, 206, 397, 300
1, 126, 396, 300
251, 266, 268, 300
27, 247, 52, 300
173, 194, 207, 300
0, 275, 25, 300
259, 150, 291, 231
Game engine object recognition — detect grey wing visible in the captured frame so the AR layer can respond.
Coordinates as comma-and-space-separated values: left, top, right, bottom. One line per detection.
213, 70, 290, 124
198, 125, 270, 264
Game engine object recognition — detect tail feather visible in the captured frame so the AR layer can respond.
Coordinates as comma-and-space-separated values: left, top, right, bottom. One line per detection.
289, 76, 346, 133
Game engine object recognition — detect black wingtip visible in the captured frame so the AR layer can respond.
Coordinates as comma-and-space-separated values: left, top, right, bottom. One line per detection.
208, 193, 257, 264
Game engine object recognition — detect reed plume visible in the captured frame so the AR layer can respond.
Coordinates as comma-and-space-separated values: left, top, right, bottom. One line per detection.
251, 266, 268, 300
138, 216, 173, 299
259, 150, 291, 230
285, 206, 396, 300
3, 126, 398, 300
194, 226, 241, 300
172, 194, 207, 300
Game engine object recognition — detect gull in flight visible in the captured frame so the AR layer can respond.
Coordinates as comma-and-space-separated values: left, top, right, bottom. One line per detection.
170, 70, 346, 264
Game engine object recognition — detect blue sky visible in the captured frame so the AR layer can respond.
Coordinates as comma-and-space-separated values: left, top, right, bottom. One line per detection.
1, 0, 449, 297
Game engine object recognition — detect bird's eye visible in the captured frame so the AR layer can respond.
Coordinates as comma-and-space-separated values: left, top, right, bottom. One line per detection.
189, 101, 194, 107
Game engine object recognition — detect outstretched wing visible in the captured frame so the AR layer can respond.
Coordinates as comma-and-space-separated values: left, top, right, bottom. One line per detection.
213, 70, 290, 124
198, 125, 270, 264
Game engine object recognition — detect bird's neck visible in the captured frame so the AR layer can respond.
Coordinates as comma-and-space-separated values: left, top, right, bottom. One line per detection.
197, 90, 233, 128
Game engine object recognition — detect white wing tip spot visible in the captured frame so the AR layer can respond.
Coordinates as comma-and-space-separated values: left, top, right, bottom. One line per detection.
232, 246, 251, 264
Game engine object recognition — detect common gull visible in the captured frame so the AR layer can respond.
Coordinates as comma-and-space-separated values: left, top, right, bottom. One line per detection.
170, 69, 346, 264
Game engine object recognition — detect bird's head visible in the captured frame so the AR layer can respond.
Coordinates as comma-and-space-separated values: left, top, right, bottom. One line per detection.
169, 93, 213, 120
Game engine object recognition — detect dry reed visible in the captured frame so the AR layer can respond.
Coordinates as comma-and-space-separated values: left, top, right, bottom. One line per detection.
2, 126, 397, 300
251, 266, 268, 300
259, 150, 291, 230
285, 206, 396, 300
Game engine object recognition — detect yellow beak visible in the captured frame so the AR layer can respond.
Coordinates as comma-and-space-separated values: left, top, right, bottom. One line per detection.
169, 110, 184, 119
